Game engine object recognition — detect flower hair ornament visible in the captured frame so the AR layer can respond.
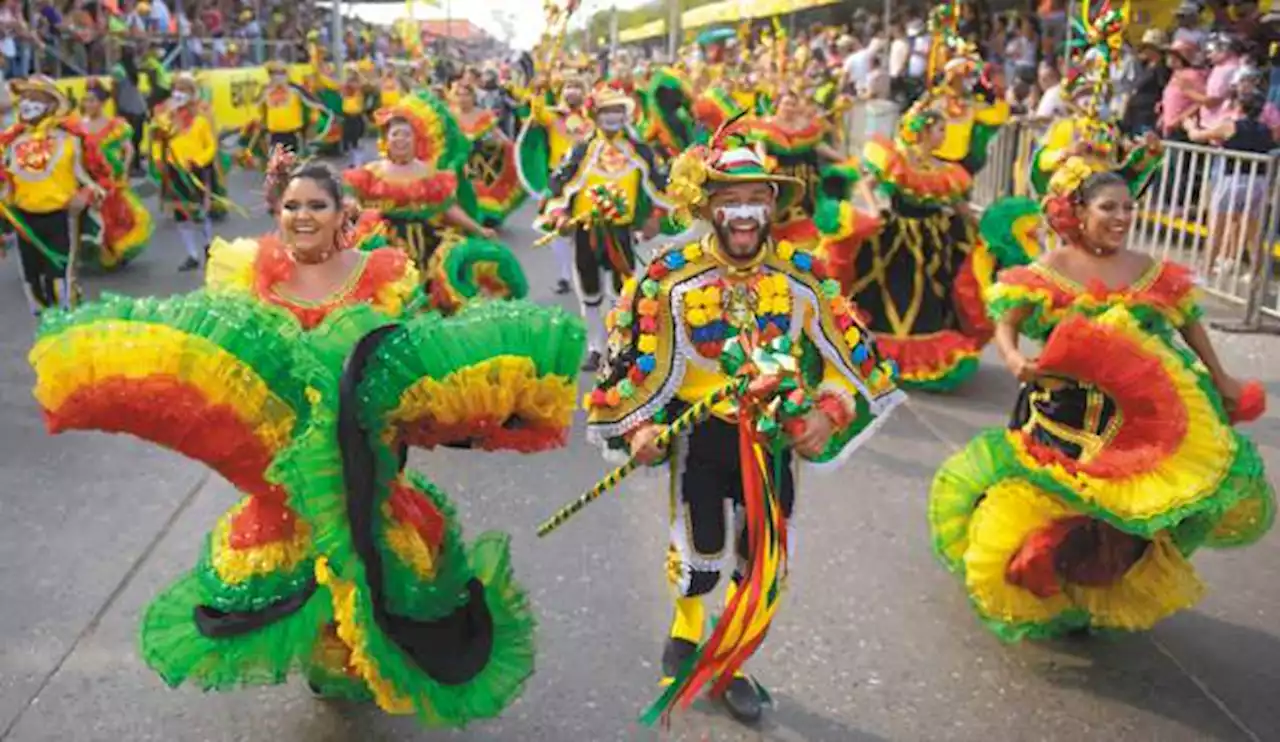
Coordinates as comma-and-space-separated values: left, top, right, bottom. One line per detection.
896, 99, 943, 149
263, 144, 298, 217
1042, 156, 1101, 246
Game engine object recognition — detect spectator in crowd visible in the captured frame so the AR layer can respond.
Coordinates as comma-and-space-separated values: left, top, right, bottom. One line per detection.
1196, 34, 1246, 132
1161, 38, 1208, 139
1230, 66, 1280, 138
861, 50, 891, 102
1006, 62, 1039, 116
1004, 16, 1038, 82
1123, 28, 1171, 136
1034, 59, 1065, 119
0, 0, 35, 79
1187, 89, 1275, 278
112, 45, 148, 176
903, 13, 930, 104
1172, 2, 1208, 48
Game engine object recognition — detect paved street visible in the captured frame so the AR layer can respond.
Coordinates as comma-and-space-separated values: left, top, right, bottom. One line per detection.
0, 165, 1278, 742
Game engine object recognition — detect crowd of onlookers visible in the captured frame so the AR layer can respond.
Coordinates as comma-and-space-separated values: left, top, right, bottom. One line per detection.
820, 1, 1280, 153
0, 0, 399, 79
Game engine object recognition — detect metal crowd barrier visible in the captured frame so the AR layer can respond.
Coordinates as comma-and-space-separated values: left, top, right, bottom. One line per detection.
839, 107, 1280, 332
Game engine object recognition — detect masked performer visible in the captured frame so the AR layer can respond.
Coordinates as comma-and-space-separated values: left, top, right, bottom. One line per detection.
925, 32, 1010, 177
452, 82, 525, 228
30, 155, 586, 726
74, 77, 153, 270
542, 83, 672, 372
344, 91, 494, 274
237, 61, 335, 168
0, 76, 112, 311
929, 155, 1273, 641
517, 75, 595, 295
150, 74, 220, 272
583, 140, 904, 725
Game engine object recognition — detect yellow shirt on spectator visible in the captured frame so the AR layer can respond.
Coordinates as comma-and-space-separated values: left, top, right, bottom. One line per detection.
8, 131, 82, 214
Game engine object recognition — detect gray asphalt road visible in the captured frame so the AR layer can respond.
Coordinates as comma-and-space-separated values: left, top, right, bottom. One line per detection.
0, 166, 1277, 742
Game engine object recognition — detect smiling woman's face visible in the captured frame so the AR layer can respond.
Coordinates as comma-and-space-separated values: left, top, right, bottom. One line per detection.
278, 176, 340, 262
1078, 182, 1134, 254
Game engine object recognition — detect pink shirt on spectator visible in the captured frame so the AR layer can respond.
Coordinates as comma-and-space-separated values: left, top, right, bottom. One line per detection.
1200, 59, 1242, 129
1161, 68, 1208, 135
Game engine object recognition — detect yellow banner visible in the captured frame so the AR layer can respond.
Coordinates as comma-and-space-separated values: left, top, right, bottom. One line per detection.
54, 64, 315, 133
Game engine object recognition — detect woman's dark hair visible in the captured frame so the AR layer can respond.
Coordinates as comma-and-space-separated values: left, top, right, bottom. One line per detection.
264, 146, 342, 214
1075, 171, 1129, 205
1238, 90, 1266, 120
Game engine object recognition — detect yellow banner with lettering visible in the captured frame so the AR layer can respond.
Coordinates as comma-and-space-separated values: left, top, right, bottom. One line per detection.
53, 64, 316, 132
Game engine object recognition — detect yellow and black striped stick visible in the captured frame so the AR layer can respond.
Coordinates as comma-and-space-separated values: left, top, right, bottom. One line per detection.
537, 379, 743, 538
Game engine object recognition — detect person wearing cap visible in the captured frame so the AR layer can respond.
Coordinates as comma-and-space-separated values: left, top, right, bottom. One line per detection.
0, 75, 113, 311
1123, 28, 1172, 135
339, 62, 371, 167
1173, 1, 1208, 49
150, 73, 217, 272
238, 60, 329, 167
516, 74, 596, 297
542, 83, 671, 372
1161, 38, 1208, 138
1195, 33, 1246, 132
582, 134, 904, 725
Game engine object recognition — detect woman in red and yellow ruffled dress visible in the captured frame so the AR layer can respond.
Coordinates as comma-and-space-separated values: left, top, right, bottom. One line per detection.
451, 82, 524, 228
75, 78, 152, 269
928, 158, 1273, 641
29, 149, 584, 724
343, 90, 495, 274
741, 88, 842, 249
819, 100, 988, 391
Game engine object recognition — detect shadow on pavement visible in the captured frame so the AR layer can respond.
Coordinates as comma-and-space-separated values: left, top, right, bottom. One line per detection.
1021, 615, 1276, 742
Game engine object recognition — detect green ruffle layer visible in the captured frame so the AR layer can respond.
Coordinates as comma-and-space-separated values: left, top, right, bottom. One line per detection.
138, 571, 332, 691
440, 237, 530, 302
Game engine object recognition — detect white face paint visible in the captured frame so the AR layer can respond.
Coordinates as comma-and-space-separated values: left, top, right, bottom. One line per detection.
18, 99, 48, 122
714, 203, 771, 228
597, 110, 627, 132
171, 91, 191, 107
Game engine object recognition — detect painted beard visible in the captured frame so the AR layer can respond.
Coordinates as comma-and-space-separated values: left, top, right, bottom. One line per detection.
713, 203, 772, 259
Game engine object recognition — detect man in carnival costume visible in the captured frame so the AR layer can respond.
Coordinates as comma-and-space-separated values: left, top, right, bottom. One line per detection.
0, 76, 112, 312
151, 73, 221, 272
543, 83, 671, 372
583, 134, 905, 724
516, 73, 595, 296
238, 61, 331, 167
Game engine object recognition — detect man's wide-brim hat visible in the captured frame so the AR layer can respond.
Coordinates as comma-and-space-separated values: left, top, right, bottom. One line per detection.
10, 75, 69, 114
668, 140, 803, 217
588, 83, 635, 117
706, 147, 802, 212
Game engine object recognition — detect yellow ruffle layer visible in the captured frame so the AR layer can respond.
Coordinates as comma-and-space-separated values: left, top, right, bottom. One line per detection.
315, 557, 415, 714
30, 321, 296, 454
965, 479, 1203, 631
387, 355, 576, 431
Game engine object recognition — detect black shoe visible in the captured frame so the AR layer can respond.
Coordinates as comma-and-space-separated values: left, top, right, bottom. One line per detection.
661, 637, 697, 679
554, 278, 571, 295
178, 256, 200, 272
306, 681, 324, 697
580, 350, 602, 373
721, 675, 763, 724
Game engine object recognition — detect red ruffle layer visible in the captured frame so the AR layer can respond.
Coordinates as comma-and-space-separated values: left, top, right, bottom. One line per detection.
343, 167, 457, 211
